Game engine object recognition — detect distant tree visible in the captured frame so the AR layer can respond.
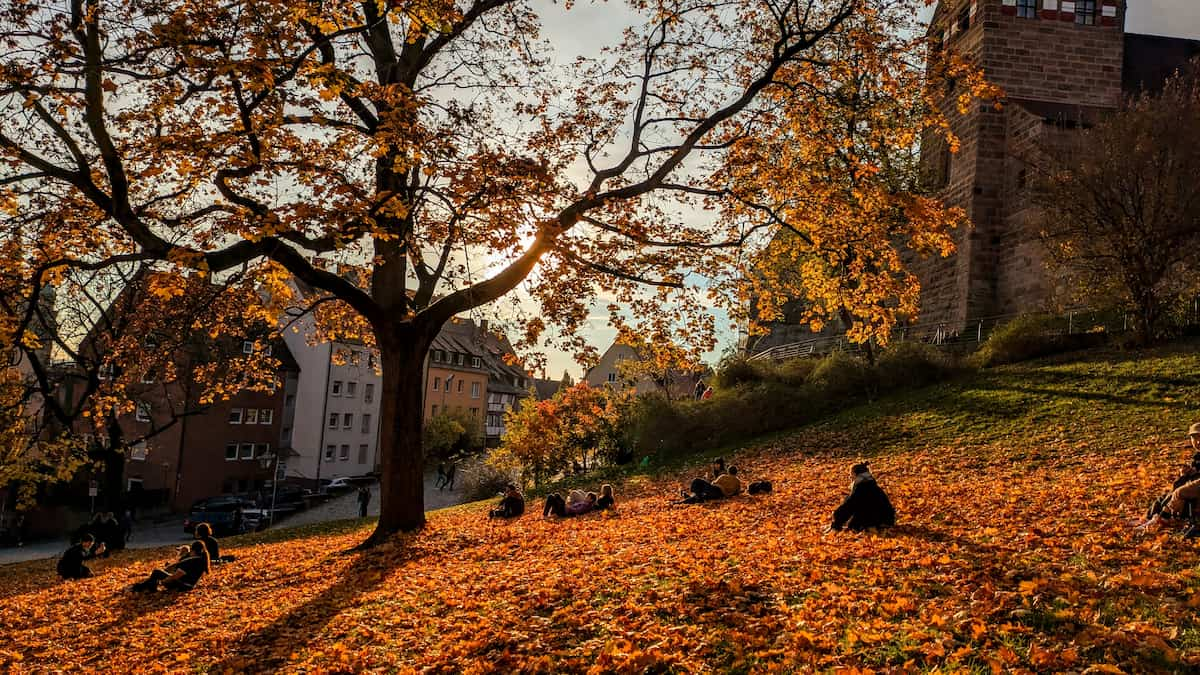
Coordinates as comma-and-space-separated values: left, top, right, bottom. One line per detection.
1033, 69, 1200, 345
423, 409, 482, 460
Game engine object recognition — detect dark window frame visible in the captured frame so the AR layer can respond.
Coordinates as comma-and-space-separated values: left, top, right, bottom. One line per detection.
1075, 0, 1097, 25
1016, 0, 1037, 18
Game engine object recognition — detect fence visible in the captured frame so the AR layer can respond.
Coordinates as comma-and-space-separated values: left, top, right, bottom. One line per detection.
747, 305, 1172, 362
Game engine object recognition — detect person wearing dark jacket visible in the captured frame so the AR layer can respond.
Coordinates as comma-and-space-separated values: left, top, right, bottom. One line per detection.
99, 512, 123, 553
489, 484, 525, 519
58, 534, 105, 579
131, 540, 210, 592
827, 462, 895, 532
194, 522, 221, 561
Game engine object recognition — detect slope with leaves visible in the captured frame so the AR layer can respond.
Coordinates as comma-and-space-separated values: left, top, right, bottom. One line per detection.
2, 345, 1199, 672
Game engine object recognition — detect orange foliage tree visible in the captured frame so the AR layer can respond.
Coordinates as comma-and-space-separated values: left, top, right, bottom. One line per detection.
726, 4, 1000, 351
0, 0, 984, 544
495, 383, 631, 487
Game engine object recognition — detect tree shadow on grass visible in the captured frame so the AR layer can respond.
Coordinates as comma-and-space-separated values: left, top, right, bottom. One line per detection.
205, 535, 439, 672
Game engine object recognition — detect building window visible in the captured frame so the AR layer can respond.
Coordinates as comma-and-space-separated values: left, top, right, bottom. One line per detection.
245, 408, 258, 425
129, 443, 147, 461
457, 379, 463, 393
956, 5, 970, 32
445, 378, 452, 392
470, 407, 478, 417
432, 376, 440, 391
350, 350, 361, 366
140, 369, 156, 384
325, 444, 336, 462
225, 443, 239, 461
346, 381, 357, 398
331, 380, 343, 396
364, 383, 374, 403
343, 413, 353, 429
361, 414, 371, 433
1017, 0, 1037, 18
242, 341, 255, 354
229, 408, 243, 424
255, 442, 269, 459
239, 442, 255, 460
607, 372, 617, 383
357, 444, 368, 463
339, 444, 350, 460
1075, 0, 1097, 24
456, 353, 464, 366
471, 382, 480, 398
135, 402, 151, 423
433, 350, 442, 363
98, 362, 115, 380
281, 426, 291, 443
260, 409, 273, 425
368, 353, 377, 369
471, 357, 481, 368
328, 412, 339, 429
431, 404, 438, 416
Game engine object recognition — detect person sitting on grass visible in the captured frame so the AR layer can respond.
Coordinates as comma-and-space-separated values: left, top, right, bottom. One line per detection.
566, 490, 597, 516
57, 534, 105, 579
679, 466, 741, 504
825, 462, 895, 533
543, 491, 567, 518
193, 522, 235, 563
489, 484, 525, 519
1138, 423, 1200, 529
596, 484, 616, 510
131, 540, 210, 592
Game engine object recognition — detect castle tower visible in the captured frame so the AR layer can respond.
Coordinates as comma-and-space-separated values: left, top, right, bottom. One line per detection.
915, 0, 1127, 330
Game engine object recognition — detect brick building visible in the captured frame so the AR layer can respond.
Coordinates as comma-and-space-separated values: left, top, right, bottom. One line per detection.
914, 0, 1200, 332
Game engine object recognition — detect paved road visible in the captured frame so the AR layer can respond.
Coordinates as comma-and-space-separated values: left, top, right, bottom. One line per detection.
0, 469, 470, 566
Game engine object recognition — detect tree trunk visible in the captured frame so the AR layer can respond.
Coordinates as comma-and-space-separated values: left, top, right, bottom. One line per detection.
365, 330, 433, 545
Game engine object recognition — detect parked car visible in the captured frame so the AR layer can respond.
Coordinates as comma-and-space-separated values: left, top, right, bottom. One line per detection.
183, 496, 255, 535
324, 478, 357, 493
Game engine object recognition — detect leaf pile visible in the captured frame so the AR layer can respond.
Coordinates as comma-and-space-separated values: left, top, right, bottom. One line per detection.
2, 436, 1198, 672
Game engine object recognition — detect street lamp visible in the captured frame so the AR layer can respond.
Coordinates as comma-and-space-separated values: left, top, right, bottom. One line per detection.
258, 450, 280, 528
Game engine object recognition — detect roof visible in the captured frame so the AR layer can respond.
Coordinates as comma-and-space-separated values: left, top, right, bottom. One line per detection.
1123, 33, 1200, 96
533, 378, 561, 400
1008, 98, 1111, 127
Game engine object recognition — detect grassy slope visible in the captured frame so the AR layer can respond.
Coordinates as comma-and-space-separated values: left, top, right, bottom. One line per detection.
2, 343, 1199, 673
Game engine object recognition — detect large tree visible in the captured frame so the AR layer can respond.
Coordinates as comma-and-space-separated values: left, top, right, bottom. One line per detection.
0, 0, 970, 544
1033, 68, 1200, 345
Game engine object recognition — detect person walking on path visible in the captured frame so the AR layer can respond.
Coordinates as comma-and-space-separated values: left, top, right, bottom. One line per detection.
435, 463, 447, 490
357, 486, 371, 518
693, 379, 706, 400
444, 462, 456, 491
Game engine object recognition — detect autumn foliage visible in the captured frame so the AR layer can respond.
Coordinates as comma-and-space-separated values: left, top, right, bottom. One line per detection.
3, 348, 1200, 672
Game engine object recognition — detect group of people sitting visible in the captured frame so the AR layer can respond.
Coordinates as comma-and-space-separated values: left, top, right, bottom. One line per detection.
542, 485, 616, 518
57, 520, 225, 594
1137, 423, 1200, 534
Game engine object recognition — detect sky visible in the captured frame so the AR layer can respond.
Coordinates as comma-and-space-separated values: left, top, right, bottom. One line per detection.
515, 0, 1200, 380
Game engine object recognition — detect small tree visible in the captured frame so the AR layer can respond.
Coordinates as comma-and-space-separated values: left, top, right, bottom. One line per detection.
1033, 68, 1200, 345
422, 409, 483, 461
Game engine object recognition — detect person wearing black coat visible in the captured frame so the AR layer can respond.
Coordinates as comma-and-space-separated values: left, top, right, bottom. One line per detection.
489, 484, 525, 519
828, 462, 895, 532
58, 534, 105, 579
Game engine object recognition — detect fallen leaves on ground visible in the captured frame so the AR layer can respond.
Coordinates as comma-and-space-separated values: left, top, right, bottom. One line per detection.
1, 437, 1198, 673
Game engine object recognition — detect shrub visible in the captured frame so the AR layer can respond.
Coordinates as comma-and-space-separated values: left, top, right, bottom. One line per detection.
807, 351, 870, 400
874, 342, 959, 394
713, 355, 761, 389
462, 453, 518, 501
968, 314, 1101, 368
774, 358, 817, 386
